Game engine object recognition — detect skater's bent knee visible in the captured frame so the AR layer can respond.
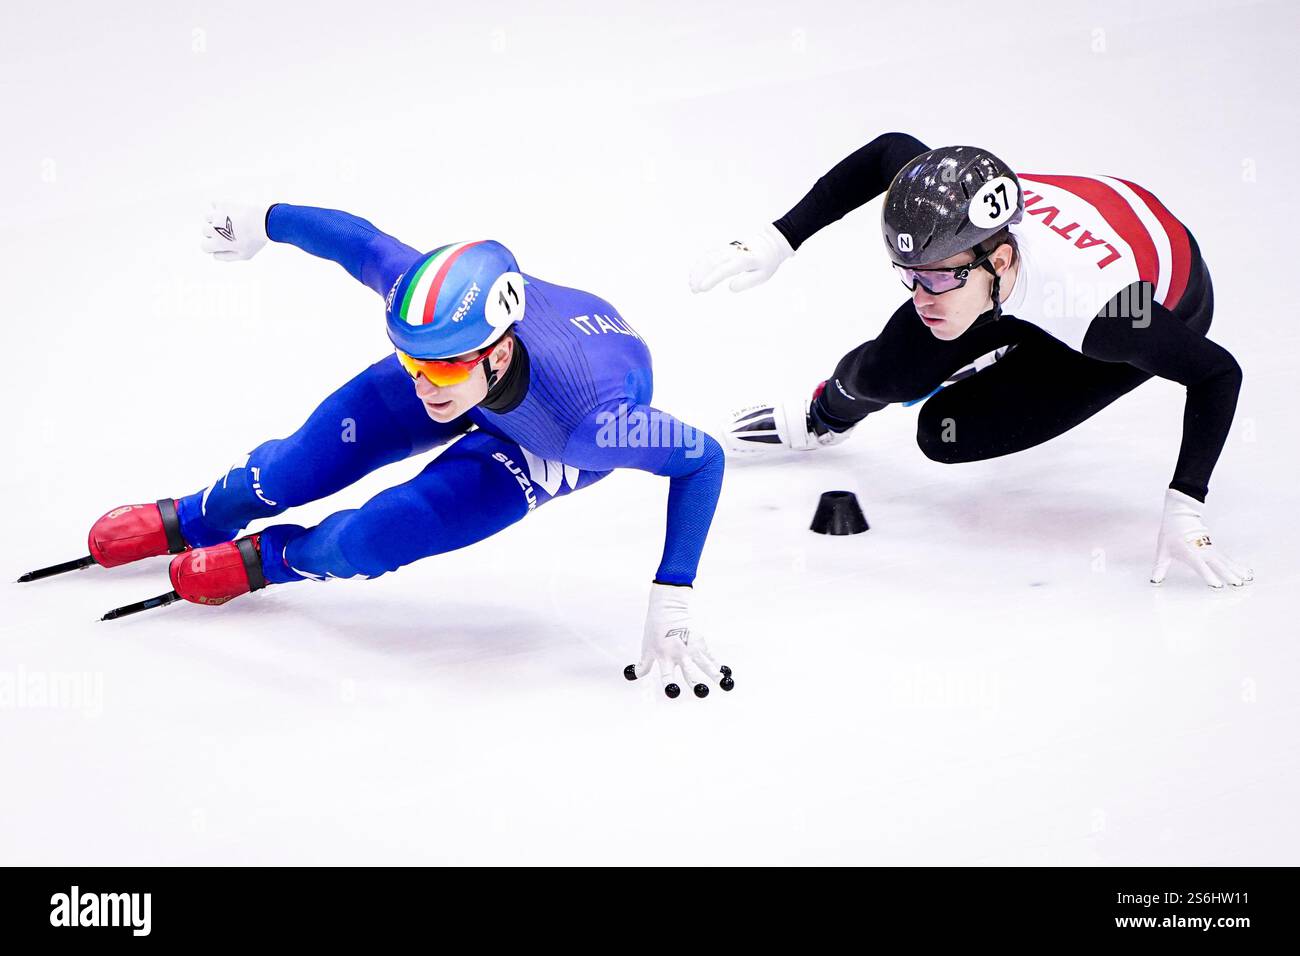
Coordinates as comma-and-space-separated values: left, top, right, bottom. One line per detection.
916, 412, 971, 464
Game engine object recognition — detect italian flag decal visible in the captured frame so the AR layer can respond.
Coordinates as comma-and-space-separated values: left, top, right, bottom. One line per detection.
398, 240, 485, 326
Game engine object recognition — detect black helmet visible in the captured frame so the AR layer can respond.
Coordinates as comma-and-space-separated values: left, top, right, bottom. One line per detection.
882, 145, 1023, 267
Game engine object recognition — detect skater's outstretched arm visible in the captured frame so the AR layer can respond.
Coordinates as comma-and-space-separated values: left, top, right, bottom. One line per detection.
562, 404, 725, 587
1082, 289, 1251, 589
266, 203, 424, 298
1082, 296, 1241, 504
201, 200, 423, 298
562, 403, 732, 698
774, 130, 931, 250
689, 131, 929, 294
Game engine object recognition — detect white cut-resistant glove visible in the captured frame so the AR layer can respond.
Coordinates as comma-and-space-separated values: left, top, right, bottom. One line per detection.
625, 583, 733, 699
201, 201, 270, 261
688, 223, 794, 294
1150, 488, 1254, 589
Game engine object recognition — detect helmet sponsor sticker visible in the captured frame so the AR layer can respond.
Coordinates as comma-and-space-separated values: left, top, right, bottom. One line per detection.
386, 272, 405, 314
969, 176, 1019, 228
449, 281, 481, 323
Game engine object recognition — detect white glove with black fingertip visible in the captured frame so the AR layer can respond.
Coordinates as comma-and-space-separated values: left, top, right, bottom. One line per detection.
626, 583, 733, 699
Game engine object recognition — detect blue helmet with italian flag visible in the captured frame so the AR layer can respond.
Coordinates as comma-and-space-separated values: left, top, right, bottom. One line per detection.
385, 240, 525, 359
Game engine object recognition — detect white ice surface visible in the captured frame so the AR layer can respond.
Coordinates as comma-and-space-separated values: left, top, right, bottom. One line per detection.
1, 0, 1297, 865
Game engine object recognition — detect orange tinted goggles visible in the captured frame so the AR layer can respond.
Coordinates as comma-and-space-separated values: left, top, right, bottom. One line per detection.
395, 348, 490, 387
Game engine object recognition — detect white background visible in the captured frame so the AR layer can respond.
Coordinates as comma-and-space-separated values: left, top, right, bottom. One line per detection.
1, 0, 1297, 864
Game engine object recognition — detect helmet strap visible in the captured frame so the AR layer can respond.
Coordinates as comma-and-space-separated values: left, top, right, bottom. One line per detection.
482, 351, 499, 390
481, 333, 513, 391
974, 241, 1003, 319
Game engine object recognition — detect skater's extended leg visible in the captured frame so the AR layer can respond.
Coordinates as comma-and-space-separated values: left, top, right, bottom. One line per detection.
176, 354, 468, 546
726, 299, 1021, 452
813, 299, 1020, 431
914, 329, 1151, 464
255, 430, 608, 582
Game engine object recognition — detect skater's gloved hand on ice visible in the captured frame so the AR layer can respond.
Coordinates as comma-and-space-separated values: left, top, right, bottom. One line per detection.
1150, 489, 1254, 590
201, 201, 269, 261
625, 583, 733, 699
688, 223, 793, 294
